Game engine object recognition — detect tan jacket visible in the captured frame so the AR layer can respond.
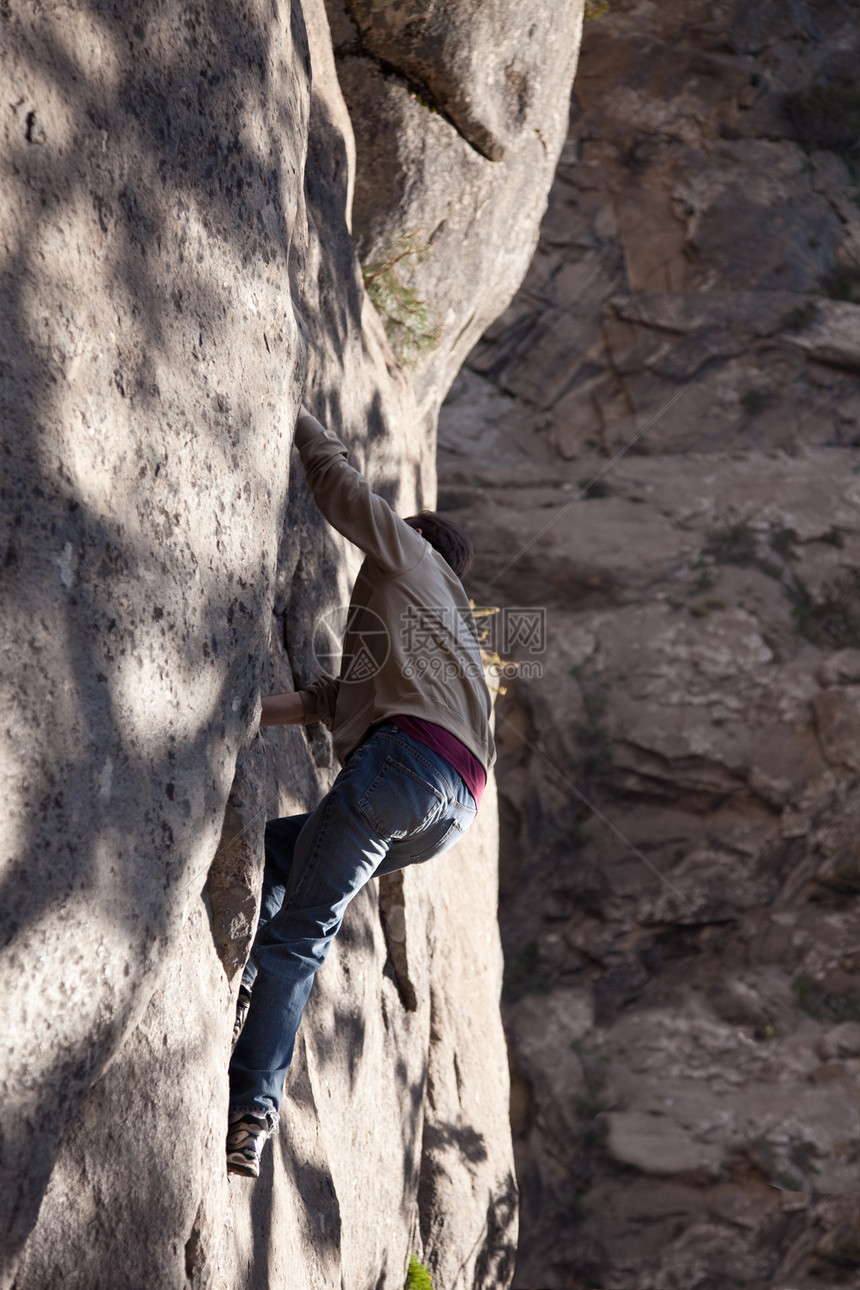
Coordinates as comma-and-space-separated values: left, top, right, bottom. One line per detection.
295, 413, 496, 771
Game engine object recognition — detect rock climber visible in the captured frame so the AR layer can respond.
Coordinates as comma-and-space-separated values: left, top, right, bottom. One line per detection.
226, 404, 495, 1177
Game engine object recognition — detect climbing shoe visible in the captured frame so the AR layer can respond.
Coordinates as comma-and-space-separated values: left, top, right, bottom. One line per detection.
226, 1112, 268, 1178
232, 985, 253, 1049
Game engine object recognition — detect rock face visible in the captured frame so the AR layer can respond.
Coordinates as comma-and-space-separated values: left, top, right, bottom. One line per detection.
326, 0, 584, 399
0, 2, 582, 1288
438, 1, 860, 1286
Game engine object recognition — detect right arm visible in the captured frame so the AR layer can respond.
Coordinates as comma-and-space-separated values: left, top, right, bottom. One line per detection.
260, 671, 341, 729
294, 408, 426, 575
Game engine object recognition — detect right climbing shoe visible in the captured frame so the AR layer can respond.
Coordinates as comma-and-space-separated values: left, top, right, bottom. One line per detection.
226, 1112, 268, 1178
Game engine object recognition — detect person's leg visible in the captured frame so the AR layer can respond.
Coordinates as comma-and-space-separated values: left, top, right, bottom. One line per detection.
232, 814, 311, 1050
226, 779, 384, 1174
240, 814, 310, 993
226, 724, 479, 1175
228, 738, 391, 1126
229, 726, 473, 1123
374, 735, 476, 875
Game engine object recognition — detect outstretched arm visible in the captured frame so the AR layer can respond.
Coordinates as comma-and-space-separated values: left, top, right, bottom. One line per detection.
294, 406, 426, 575
260, 692, 307, 726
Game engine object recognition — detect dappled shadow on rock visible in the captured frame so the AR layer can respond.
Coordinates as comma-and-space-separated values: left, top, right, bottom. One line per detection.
2, 0, 310, 1272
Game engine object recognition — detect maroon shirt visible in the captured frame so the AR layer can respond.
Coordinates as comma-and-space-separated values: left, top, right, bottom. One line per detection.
391, 715, 486, 807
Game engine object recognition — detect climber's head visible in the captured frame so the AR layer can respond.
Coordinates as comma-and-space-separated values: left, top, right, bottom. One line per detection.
404, 510, 473, 578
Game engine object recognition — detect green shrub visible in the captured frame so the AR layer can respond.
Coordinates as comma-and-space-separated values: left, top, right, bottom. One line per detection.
578, 477, 612, 499
821, 263, 860, 303
405, 1255, 434, 1290
792, 973, 860, 1023
791, 570, 860, 649
783, 74, 860, 152
705, 519, 758, 567
740, 388, 769, 417
810, 861, 860, 906
503, 939, 556, 1002
810, 1234, 860, 1282
783, 300, 820, 332
362, 230, 441, 368
768, 526, 799, 562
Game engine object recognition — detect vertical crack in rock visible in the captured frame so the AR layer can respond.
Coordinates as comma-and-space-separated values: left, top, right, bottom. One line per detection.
205, 742, 268, 982
183, 1200, 205, 1286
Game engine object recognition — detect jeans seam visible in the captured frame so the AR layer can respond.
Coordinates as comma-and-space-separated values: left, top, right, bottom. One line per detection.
358, 756, 446, 837
375, 728, 459, 799
282, 791, 335, 914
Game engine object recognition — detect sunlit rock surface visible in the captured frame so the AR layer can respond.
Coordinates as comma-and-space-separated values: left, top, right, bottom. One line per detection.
439, 1, 860, 1286
0, 1, 584, 1287
325, 0, 584, 401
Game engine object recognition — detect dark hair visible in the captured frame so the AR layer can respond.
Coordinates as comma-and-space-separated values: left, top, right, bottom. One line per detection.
404, 510, 473, 577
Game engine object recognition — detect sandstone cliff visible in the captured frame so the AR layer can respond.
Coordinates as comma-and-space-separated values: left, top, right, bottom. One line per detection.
0, 3, 583, 1287
438, 1, 860, 1286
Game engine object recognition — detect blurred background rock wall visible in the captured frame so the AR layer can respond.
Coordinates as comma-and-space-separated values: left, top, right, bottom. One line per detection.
438, 1, 860, 1286
0, 1, 584, 1287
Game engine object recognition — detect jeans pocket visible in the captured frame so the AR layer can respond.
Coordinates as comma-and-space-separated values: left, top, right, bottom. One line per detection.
358, 756, 446, 839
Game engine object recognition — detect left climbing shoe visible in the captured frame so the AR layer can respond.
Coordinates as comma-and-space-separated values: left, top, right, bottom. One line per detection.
226, 1112, 268, 1178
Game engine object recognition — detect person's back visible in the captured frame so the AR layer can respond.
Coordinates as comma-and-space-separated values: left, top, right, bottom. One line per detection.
294, 410, 494, 771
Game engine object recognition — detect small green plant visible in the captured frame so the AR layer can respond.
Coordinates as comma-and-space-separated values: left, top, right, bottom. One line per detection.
503, 938, 556, 1001
705, 519, 758, 567
809, 1234, 860, 1282
570, 664, 613, 774
788, 1139, 821, 1177
769, 526, 800, 562
740, 387, 770, 417
362, 230, 441, 368
691, 557, 719, 591
689, 597, 726, 617
728, 1132, 777, 1175
560, 1190, 590, 1221
793, 973, 860, 1023
578, 477, 612, 499
405, 1255, 434, 1290
791, 570, 860, 649
810, 861, 860, 906
570, 1039, 612, 1148
821, 263, 860, 303
556, 816, 589, 852
584, 0, 610, 20
783, 300, 820, 332
793, 973, 824, 1018
783, 74, 860, 152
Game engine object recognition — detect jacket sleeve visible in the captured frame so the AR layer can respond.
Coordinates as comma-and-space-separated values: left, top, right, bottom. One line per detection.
299, 674, 340, 729
294, 411, 427, 576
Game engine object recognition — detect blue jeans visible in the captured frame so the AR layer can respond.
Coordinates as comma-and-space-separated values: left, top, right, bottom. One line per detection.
228, 722, 477, 1122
